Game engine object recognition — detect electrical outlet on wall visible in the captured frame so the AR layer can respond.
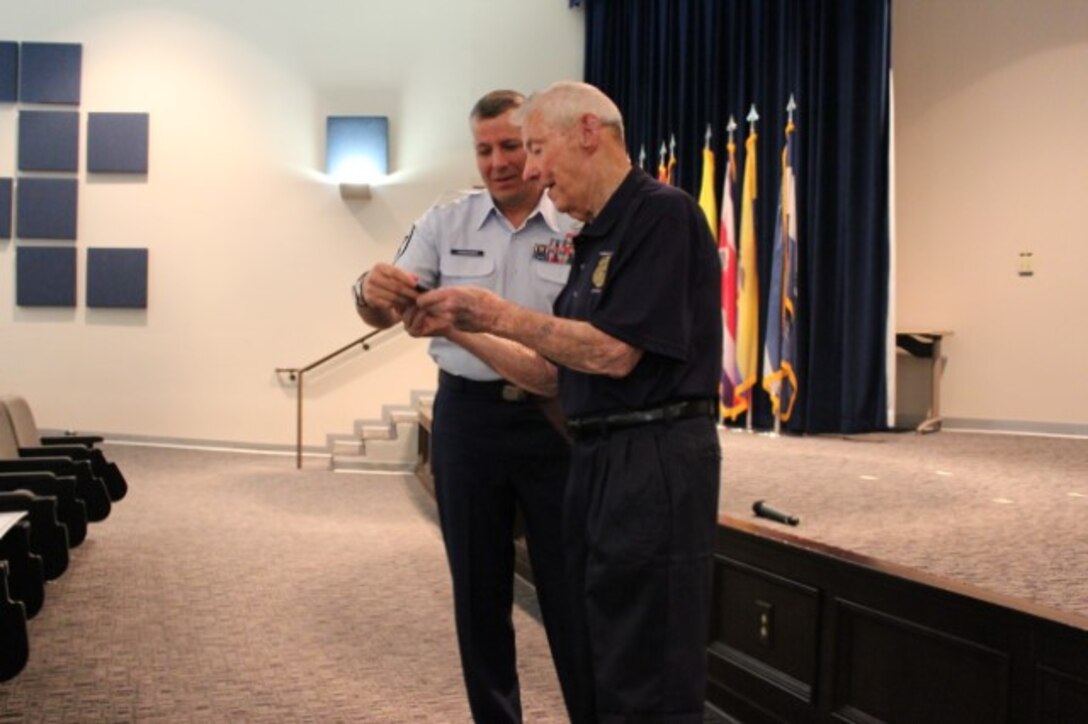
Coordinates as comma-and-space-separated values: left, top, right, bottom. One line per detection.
1018, 251, 1034, 277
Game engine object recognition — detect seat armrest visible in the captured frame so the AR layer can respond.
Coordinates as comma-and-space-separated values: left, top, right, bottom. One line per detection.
40, 435, 103, 447
0, 457, 78, 477
19, 445, 92, 462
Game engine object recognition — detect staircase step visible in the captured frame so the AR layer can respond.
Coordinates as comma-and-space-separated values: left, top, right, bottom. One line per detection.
325, 391, 433, 472
330, 455, 414, 473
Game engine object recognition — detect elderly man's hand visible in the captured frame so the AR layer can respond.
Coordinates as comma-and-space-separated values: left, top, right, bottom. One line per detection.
401, 305, 452, 338
416, 286, 506, 334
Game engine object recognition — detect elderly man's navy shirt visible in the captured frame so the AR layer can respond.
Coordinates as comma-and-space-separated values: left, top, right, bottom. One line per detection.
554, 168, 723, 419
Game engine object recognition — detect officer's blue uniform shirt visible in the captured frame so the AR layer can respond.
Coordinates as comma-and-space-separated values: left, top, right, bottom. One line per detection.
555, 168, 723, 419
395, 189, 579, 381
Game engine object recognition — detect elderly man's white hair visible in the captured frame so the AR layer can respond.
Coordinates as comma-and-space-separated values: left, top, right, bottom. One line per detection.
518, 80, 625, 142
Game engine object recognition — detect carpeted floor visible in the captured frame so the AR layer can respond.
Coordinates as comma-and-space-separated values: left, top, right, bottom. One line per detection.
717, 429, 1088, 618
1, 429, 1085, 721
0, 444, 566, 723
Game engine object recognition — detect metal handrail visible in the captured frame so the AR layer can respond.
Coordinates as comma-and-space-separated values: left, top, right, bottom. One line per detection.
276, 328, 393, 468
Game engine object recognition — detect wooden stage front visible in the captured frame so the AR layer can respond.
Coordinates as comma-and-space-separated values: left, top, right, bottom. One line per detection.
415, 413, 1088, 721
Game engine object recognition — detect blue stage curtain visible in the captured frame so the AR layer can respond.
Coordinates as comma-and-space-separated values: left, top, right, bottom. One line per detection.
583, 0, 891, 434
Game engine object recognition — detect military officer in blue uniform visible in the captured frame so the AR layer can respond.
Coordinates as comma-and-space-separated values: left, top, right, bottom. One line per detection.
412, 81, 722, 723
353, 90, 581, 723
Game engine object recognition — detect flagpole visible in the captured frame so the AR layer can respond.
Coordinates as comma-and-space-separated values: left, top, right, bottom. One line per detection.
773, 97, 797, 438
720, 115, 745, 433
744, 104, 759, 434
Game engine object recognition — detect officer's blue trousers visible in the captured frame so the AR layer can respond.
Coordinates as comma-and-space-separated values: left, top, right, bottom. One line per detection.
432, 378, 576, 723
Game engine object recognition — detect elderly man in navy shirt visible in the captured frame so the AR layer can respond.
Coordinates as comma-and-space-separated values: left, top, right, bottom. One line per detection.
411, 80, 723, 724
354, 89, 581, 723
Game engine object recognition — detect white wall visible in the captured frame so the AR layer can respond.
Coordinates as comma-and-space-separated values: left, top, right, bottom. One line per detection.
894, 0, 1088, 431
1, 1, 584, 449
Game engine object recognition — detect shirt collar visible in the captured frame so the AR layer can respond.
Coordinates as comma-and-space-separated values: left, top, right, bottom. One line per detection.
473, 190, 560, 234
577, 167, 647, 239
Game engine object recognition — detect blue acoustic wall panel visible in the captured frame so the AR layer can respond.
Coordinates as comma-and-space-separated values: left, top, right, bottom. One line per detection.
87, 112, 149, 173
16, 177, 78, 240
16, 245, 77, 307
0, 178, 11, 239
0, 41, 16, 102
19, 110, 80, 172
86, 248, 148, 309
19, 42, 82, 105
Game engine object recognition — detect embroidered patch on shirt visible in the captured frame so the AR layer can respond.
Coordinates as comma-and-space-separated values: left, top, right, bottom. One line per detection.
591, 252, 612, 291
394, 225, 416, 262
532, 236, 575, 264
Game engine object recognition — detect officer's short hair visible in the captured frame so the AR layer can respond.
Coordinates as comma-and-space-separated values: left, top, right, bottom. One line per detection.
470, 90, 525, 122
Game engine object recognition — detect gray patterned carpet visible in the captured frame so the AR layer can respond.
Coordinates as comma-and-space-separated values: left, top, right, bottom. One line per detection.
1, 429, 1084, 721
718, 429, 1088, 618
0, 445, 565, 723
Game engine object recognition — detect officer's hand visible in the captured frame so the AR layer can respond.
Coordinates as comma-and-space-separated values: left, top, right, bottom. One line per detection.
415, 286, 504, 333
364, 263, 421, 313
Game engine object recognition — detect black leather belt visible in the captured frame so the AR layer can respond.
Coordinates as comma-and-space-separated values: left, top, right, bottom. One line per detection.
438, 370, 530, 402
566, 399, 717, 440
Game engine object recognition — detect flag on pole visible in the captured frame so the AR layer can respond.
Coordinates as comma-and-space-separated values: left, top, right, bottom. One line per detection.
762, 104, 800, 421
698, 125, 717, 237
657, 140, 669, 183
733, 110, 760, 418
666, 133, 678, 185
719, 123, 743, 420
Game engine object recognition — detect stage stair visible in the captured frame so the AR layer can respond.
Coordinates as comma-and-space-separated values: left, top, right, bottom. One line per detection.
327, 392, 433, 473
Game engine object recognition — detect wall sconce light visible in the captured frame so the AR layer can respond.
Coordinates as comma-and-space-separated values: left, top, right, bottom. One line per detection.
326, 115, 389, 200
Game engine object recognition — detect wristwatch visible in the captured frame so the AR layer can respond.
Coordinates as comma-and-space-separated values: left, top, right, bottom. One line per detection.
352, 272, 369, 309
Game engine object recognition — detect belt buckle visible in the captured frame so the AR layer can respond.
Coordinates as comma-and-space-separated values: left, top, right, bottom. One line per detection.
501, 384, 527, 402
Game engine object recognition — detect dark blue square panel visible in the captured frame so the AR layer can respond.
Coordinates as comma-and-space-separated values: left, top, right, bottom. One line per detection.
16, 245, 77, 307
87, 112, 149, 174
17, 177, 78, 240
19, 110, 80, 172
0, 178, 11, 239
19, 42, 82, 105
86, 247, 148, 309
0, 41, 16, 102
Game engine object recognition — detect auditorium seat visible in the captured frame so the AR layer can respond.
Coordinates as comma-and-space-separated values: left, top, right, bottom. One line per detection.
1, 396, 128, 502
0, 512, 45, 619
0, 471, 87, 549
0, 486, 70, 580
0, 560, 30, 682
0, 408, 111, 523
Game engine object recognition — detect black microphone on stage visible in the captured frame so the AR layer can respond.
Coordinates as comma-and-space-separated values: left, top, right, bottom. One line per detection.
752, 500, 800, 526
